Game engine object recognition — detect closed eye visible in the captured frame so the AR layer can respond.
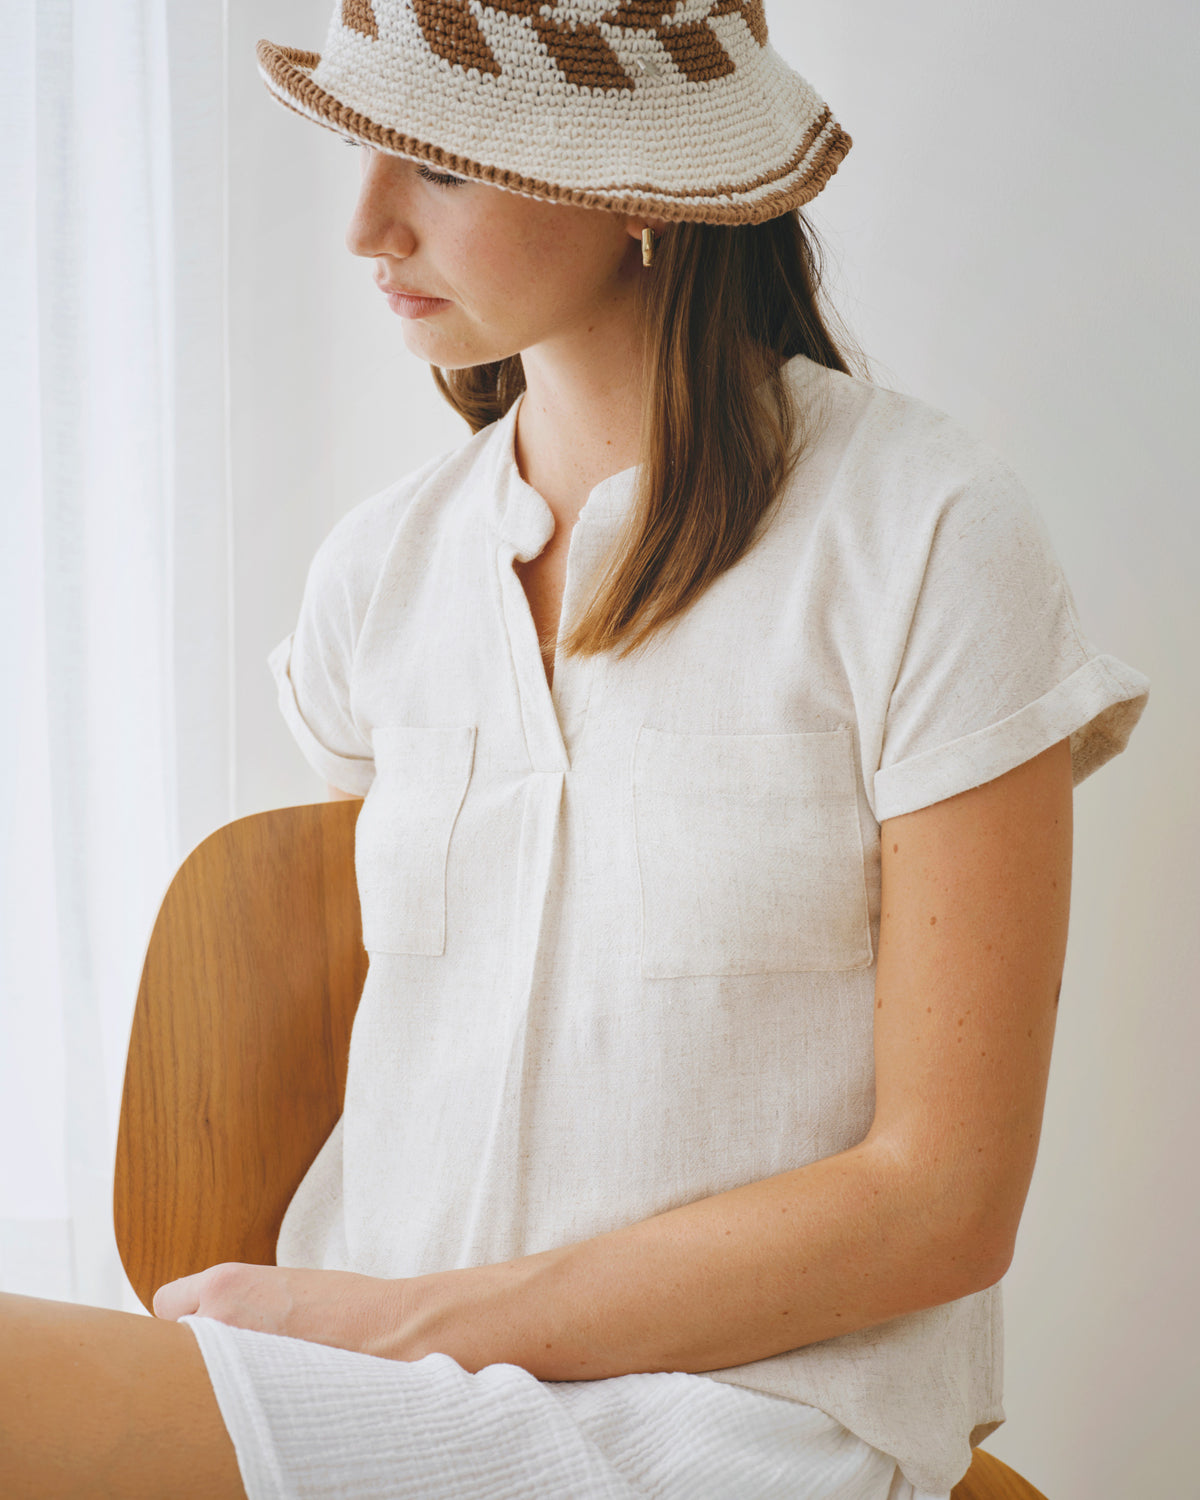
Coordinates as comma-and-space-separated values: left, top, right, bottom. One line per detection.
339, 139, 467, 189
416, 162, 469, 188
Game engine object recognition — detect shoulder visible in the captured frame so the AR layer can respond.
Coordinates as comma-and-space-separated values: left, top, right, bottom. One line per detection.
301, 417, 503, 617
787, 355, 1025, 501
781, 355, 1053, 572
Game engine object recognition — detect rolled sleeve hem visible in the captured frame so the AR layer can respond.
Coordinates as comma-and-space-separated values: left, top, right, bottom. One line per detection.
873, 654, 1150, 823
267, 635, 375, 798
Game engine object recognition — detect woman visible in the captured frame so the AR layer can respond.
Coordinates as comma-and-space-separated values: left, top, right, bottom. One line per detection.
1, 3, 1149, 1497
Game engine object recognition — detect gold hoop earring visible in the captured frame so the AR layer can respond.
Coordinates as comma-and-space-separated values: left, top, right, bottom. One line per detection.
642, 227, 656, 267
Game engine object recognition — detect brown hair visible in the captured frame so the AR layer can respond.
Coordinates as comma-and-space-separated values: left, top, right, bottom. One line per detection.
431, 209, 865, 657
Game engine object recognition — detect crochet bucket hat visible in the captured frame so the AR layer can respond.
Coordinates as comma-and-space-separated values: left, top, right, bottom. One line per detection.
256, 2, 851, 225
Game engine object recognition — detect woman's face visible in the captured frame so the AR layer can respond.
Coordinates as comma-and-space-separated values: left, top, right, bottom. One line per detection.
345, 147, 649, 370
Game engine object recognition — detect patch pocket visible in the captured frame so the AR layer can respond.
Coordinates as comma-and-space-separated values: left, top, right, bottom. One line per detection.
633, 725, 873, 978
354, 725, 476, 956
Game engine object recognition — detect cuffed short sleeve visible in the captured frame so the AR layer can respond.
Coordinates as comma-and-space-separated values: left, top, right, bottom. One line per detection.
265, 493, 402, 799
873, 461, 1149, 822
269, 631, 374, 797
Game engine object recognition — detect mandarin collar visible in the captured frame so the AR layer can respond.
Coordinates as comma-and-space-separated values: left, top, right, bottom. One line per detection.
486, 392, 639, 563
481, 353, 826, 558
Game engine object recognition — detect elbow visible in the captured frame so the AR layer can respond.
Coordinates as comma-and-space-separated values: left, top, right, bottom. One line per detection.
897, 1169, 1020, 1300
934, 1208, 1018, 1299
865, 1137, 1023, 1301
959, 1233, 1014, 1295
917, 1232, 1011, 1307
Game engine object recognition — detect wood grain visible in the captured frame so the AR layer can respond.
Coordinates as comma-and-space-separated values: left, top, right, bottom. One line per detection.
114, 800, 367, 1310
952, 1447, 1050, 1500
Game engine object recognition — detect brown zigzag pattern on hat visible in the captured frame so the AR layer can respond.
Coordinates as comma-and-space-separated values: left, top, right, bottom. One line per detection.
342, 0, 379, 41
411, 1, 632, 92
411, 0, 503, 77
532, 18, 634, 91
656, 19, 735, 82
485, 4, 631, 90
599, 1, 684, 25
597, 1, 766, 83
600, 0, 767, 52
408, 2, 765, 94
709, 0, 768, 47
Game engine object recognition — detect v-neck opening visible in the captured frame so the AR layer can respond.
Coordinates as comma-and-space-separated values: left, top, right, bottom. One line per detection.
488, 398, 639, 773
497, 545, 570, 773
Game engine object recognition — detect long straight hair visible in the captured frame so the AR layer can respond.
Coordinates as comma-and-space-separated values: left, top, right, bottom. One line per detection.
431, 210, 864, 658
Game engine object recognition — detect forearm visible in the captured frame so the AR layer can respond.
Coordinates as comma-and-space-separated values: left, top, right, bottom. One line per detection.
396, 1138, 1005, 1381
157, 754, 1062, 1375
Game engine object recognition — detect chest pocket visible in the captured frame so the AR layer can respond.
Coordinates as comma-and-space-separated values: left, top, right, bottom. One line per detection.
632, 725, 873, 978
355, 725, 476, 956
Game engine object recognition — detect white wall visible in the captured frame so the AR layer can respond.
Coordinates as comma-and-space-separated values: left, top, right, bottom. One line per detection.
230, 4, 1199, 1495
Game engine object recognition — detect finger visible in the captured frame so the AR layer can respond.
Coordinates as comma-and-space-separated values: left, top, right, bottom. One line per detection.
151, 1273, 204, 1321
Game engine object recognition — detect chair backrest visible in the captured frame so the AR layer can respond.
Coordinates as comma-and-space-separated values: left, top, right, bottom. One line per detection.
951, 1449, 1048, 1500
112, 800, 1046, 1500
114, 799, 366, 1311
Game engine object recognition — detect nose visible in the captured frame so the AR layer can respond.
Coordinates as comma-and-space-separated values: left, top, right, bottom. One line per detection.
344, 149, 418, 261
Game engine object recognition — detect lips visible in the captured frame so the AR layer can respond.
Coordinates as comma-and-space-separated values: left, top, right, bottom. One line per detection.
381, 286, 452, 321
377, 280, 443, 299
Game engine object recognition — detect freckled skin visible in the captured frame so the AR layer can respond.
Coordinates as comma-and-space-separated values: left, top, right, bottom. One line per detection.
345, 151, 651, 373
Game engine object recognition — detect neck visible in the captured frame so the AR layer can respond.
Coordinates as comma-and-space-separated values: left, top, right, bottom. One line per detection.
514, 263, 648, 529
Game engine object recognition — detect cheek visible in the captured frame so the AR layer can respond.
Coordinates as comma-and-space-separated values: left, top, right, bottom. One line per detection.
459, 245, 573, 336
494, 203, 620, 300
411, 202, 626, 363
520, 229, 624, 323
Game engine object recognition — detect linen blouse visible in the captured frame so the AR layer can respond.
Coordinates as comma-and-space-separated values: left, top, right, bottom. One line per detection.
267, 353, 1148, 1495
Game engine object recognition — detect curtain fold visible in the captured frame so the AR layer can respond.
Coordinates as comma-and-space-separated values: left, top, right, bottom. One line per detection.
0, 0, 233, 1310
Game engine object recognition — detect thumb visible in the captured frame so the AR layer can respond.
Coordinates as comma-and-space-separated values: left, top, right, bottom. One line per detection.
152, 1271, 204, 1320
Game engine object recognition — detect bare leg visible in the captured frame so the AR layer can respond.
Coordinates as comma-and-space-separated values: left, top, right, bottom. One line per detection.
0, 1291, 245, 1499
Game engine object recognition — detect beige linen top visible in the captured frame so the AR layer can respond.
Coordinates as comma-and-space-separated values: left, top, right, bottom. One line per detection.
268, 354, 1148, 1493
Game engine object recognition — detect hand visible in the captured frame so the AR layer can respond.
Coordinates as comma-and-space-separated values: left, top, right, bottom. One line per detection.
152, 1263, 407, 1360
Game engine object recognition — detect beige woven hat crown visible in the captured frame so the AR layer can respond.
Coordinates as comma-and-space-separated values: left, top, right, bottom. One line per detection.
256, 2, 851, 225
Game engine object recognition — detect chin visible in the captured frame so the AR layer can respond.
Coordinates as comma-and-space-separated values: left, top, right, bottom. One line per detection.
409, 341, 522, 372
402, 327, 517, 371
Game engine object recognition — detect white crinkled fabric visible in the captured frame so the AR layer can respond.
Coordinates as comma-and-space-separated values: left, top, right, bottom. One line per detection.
184, 1313, 950, 1500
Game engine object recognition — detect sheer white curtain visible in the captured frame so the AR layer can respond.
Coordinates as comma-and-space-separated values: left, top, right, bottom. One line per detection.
0, 0, 233, 1309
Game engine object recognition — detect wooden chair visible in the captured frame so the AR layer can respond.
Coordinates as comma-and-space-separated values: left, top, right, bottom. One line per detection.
114, 800, 367, 1296
113, 801, 1048, 1500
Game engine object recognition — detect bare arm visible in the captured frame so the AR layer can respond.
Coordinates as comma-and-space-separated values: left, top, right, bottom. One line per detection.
159, 740, 1072, 1378
392, 738, 1072, 1375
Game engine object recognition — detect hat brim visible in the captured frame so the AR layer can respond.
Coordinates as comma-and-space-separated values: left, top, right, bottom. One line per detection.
256, 38, 850, 225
